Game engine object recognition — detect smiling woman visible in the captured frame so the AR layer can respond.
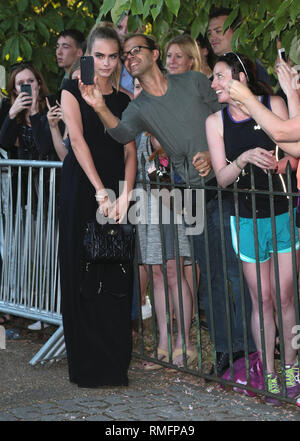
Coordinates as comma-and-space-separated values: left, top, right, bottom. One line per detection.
165, 34, 202, 74
206, 52, 300, 404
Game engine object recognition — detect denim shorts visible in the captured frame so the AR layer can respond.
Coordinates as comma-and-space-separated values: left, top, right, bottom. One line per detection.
230, 209, 300, 263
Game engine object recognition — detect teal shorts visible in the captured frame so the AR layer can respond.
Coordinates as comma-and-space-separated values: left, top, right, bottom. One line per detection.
230, 209, 300, 263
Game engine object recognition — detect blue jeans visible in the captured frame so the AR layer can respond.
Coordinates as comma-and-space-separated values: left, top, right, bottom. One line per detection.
192, 197, 256, 353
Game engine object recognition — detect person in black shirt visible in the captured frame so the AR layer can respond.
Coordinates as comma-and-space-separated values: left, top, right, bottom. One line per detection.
206, 52, 300, 404
0, 63, 58, 161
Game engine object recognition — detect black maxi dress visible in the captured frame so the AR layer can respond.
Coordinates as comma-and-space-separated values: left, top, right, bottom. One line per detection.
59, 79, 133, 387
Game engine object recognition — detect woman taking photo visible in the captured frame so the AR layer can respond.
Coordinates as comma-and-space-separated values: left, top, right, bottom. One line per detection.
0, 62, 56, 160
206, 52, 300, 404
60, 25, 136, 387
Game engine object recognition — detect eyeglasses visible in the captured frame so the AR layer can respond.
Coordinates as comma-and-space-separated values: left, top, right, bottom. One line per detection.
223, 52, 249, 82
121, 46, 151, 61
10, 61, 33, 73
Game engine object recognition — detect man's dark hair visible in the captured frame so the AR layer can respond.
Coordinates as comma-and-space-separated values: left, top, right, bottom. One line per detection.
209, 7, 241, 31
57, 29, 85, 49
217, 52, 272, 96
196, 35, 216, 70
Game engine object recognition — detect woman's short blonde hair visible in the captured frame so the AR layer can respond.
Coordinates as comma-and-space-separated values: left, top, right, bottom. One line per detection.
165, 34, 202, 72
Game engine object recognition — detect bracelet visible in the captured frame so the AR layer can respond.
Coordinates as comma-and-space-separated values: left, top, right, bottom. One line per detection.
235, 158, 246, 176
95, 189, 108, 202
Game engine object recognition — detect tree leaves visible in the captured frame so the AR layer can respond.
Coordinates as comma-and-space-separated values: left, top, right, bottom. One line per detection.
0, 0, 101, 92
111, 0, 130, 24
2, 36, 20, 63
16, 0, 29, 13
165, 0, 180, 16
19, 35, 32, 61
1, 0, 300, 93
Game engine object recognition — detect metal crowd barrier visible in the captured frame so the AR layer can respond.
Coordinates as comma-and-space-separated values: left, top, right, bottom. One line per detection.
1, 159, 300, 406
0, 159, 65, 364
132, 160, 300, 406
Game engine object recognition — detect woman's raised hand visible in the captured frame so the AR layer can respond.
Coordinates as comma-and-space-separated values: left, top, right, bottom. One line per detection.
8, 92, 32, 119
46, 97, 62, 128
228, 79, 254, 104
275, 61, 299, 98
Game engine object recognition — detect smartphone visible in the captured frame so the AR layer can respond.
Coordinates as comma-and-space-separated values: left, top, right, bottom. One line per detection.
20, 83, 32, 96
80, 56, 94, 85
46, 94, 57, 107
278, 48, 287, 62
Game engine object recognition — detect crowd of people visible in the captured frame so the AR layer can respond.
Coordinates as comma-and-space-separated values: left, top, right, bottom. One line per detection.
0, 6, 300, 405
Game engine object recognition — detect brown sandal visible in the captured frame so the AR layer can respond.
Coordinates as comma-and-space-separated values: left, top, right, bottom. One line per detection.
142, 348, 170, 371
172, 347, 198, 368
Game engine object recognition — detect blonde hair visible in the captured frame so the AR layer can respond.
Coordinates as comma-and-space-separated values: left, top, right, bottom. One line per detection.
165, 34, 202, 72
86, 25, 122, 92
69, 58, 81, 79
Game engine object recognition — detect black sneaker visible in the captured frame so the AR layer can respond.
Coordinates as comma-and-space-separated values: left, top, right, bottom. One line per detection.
206, 350, 244, 382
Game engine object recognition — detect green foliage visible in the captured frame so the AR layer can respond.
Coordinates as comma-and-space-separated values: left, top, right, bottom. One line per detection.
0, 0, 100, 93
99, 0, 300, 74
1, 0, 300, 93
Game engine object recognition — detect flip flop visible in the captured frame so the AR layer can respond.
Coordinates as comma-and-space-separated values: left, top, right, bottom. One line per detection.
172, 347, 198, 368
143, 348, 171, 371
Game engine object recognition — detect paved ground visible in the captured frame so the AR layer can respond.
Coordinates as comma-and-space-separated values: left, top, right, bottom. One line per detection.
1, 324, 300, 425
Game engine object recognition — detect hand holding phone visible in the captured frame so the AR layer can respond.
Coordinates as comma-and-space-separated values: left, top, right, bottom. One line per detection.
278, 48, 287, 62
20, 83, 32, 107
20, 83, 32, 96
46, 94, 58, 108
80, 56, 95, 85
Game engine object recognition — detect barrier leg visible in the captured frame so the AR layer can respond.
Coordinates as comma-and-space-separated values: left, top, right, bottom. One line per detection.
29, 325, 65, 365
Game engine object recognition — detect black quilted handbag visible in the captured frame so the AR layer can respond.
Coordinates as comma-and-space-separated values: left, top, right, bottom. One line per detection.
83, 221, 135, 263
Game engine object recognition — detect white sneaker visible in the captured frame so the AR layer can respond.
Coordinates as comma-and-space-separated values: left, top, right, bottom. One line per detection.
27, 321, 50, 331
142, 297, 152, 320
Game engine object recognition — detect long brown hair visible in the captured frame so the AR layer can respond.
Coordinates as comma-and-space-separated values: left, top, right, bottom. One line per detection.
7, 63, 49, 123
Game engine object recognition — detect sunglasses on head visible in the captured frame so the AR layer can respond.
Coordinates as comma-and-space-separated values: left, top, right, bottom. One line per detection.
10, 61, 33, 73
223, 52, 249, 82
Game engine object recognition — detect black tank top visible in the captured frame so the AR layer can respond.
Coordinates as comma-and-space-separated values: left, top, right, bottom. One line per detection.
223, 95, 290, 218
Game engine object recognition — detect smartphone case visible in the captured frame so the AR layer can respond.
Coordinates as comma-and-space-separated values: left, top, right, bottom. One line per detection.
46, 94, 57, 107
20, 84, 32, 96
80, 56, 94, 85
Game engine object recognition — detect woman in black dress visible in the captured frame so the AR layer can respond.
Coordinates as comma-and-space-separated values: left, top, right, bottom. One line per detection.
59, 26, 136, 387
